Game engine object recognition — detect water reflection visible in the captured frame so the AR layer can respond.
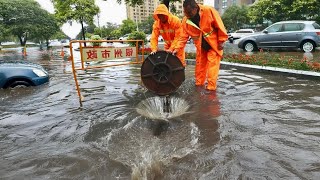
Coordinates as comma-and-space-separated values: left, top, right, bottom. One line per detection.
0, 48, 320, 179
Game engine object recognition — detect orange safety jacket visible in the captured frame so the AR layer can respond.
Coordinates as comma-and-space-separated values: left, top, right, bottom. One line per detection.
151, 4, 185, 65
175, 4, 228, 57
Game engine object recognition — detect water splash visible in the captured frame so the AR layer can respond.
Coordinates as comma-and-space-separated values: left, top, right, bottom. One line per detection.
136, 96, 189, 120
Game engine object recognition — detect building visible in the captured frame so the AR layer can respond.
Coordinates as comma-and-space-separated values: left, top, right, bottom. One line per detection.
126, 0, 204, 23
215, 0, 259, 14
171, 0, 204, 18
126, 0, 160, 23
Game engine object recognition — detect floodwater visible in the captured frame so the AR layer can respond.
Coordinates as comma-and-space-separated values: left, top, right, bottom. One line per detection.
0, 47, 320, 179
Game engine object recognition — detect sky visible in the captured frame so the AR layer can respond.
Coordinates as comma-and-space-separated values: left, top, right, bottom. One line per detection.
36, 0, 127, 38
36, 0, 214, 39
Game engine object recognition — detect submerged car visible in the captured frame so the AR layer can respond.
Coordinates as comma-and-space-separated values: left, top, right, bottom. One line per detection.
0, 61, 49, 89
238, 21, 320, 52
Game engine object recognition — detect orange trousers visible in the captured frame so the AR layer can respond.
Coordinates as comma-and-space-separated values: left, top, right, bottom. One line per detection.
195, 48, 221, 90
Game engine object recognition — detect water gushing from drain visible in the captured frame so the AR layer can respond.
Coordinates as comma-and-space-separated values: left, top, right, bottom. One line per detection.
136, 96, 189, 120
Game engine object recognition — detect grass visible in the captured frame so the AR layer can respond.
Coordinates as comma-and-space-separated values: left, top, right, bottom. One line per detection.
139, 47, 320, 72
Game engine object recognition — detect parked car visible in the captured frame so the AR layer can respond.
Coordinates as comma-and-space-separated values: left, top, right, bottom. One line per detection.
0, 61, 49, 89
119, 34, 130, 41
146, 34, 164, 42
228, 29, 255, 43
238, 21, 320, 52
48, 39, 62, 47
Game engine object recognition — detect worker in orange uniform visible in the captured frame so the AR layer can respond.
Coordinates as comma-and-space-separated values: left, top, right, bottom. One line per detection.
150, 4, 186, 66
173, 0, 228, 91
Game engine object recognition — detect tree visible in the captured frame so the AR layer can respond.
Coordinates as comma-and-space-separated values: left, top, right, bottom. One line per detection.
120, 19, 136, 35
52, 0, 100, 42
32, 12, 60, 47
0, 0, 60, 46
94, 22, 119, 39
249, 0, 320, 25
138, 15, 154, 34
222, 5, 250, 31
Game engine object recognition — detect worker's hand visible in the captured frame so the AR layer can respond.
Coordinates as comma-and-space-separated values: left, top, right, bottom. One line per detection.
165, 49, 173, 54
172, 49, 177, 56
218, 42, 225, 50
150, 51, 157, 55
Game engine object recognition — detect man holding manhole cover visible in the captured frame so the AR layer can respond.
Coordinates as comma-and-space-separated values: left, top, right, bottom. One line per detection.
150, 4, 186, 66
173, 0, 228, 91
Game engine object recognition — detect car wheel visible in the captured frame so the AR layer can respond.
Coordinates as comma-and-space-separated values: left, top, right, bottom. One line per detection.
301, 41, 315, 53
243, 41, 257, 52
8, 81, 31, 88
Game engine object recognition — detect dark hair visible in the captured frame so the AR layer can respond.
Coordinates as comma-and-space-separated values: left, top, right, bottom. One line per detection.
183, 0, 198, 9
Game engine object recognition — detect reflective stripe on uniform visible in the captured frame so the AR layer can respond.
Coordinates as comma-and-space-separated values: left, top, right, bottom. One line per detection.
204, 29, 216, 38
186, 19, 216, 38
159, 29, 175, 33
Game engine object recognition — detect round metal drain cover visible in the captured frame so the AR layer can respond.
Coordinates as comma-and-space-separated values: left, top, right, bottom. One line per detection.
141, 51, 185, 96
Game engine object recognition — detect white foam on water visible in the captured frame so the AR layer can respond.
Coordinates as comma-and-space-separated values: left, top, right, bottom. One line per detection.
136, 96, 190, 120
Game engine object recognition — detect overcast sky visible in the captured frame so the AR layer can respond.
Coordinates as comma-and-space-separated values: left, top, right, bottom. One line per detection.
36, 0, 214, 38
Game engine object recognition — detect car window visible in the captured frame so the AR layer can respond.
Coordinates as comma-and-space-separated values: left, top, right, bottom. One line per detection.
283, 23, 304, 31
312, 23, 320, 29
265, 24, 282, 33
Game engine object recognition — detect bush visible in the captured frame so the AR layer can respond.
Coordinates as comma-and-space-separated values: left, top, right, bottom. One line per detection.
128, 31, 146, 47
90, 35, 102, 46
223, 52, 320, 72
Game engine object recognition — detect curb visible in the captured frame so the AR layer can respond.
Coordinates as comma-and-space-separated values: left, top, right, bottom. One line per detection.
185, 59, 320, 80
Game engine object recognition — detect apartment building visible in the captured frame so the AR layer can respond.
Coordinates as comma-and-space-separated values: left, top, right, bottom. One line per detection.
215, 0, 258, 14
126, 0, 204, 23
171, 0, 204, 18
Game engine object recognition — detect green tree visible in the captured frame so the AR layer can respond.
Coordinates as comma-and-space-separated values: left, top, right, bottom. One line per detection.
0, 0, 60, 46
127, 31, 146, 47
94, 22, 119, 39
32, 12, 60, 47
110, 29, 121, 39
249, 0, 320, 25
52, 0, 100, 41
120, 19, 136, 35
222, 5, 250, 31
138, 15, 154, 34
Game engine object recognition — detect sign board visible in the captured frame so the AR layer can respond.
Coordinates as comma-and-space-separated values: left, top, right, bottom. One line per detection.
82, 47, 137, 62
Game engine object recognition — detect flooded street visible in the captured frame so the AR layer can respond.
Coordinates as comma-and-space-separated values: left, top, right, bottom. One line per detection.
0, 47, 320, 179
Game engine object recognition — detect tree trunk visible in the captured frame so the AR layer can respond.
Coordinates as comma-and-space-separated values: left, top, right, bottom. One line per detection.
46, 39, 49, 49
163, 0, 170, 9
18, 34, 27, 46
80, 18, 86, 47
